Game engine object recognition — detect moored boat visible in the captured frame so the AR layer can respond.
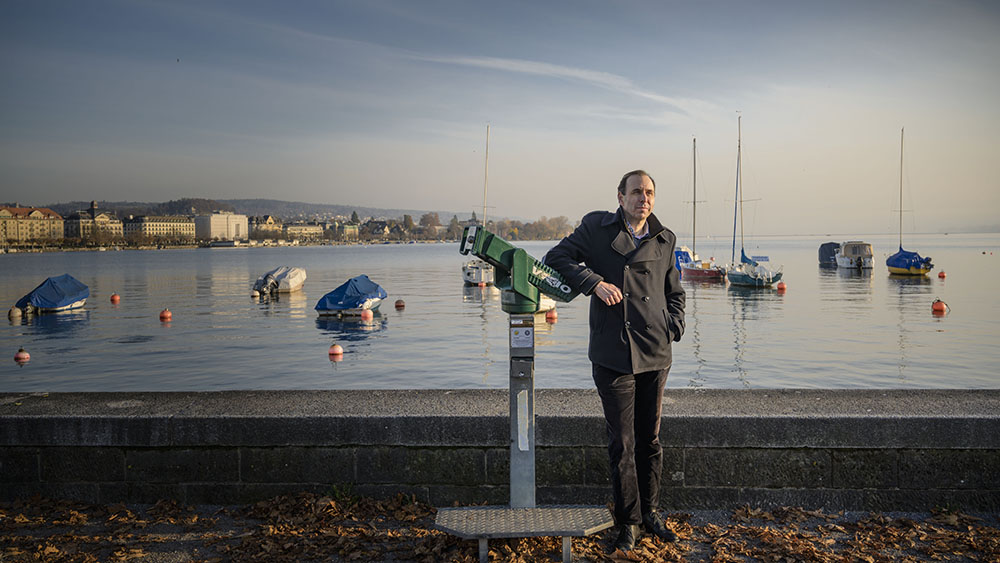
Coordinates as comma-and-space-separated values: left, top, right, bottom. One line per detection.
680, 137, 726, 281
253, 266, 307, 295
461, 125, 496, 286
886, 127, 933, 276
818, 242, 840, 267
462, 258, 495, 286
14, 273, 89, 314
724, 116, 783, 288
836, 241, 874, 269
315, 275, 387, 316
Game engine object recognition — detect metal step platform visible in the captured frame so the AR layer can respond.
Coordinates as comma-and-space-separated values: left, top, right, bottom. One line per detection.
436, 505, 613, 563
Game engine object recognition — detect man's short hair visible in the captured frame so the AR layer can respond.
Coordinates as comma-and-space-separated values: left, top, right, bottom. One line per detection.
617, 170, 655, 194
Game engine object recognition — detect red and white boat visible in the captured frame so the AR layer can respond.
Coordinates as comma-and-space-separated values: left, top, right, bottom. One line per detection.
679, 138, 725, 282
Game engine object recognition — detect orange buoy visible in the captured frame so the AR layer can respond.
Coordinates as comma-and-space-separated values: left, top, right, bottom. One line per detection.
8, 306, 21, 319
394, 299, 405, 310
159, 308, 172, 321
776, 281, 787, 290
14, 347, 30, 365
328, 343, 344, 357
545, 309, 558, 323
938, 271, 946, 278
360, 309, 374, 321
478, 282, 486, 287
931, 299, 948, 313
110, 293, 120, 304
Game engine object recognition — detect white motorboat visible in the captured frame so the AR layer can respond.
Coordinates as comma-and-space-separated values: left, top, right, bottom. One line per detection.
253, 266, 307, 295
836, 241, 874, 269
462, 258, 495, 286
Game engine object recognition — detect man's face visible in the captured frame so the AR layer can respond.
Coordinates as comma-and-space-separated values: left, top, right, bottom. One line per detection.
618, 173, 655, 225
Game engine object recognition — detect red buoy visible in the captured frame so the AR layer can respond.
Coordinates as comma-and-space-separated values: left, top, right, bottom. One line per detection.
394, 299, 405, 310
545, 309, 558, 323
14, 347, 30, 365
938, 271, 946, 279
360, 309, 374, 321
776, 281, 787, 290
478, 282, 486, 287
159, 308, 172, 321
931, 299, 948, 314
328, 343, 344, 358
110, 293, 120, 304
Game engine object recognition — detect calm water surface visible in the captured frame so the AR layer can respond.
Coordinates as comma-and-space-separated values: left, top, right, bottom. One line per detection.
2, 233, 998, 391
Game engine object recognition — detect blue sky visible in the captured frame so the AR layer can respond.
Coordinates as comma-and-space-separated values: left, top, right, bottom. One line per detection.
2, 0, 998, 235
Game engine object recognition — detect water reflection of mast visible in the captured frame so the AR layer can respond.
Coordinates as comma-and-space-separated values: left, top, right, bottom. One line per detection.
729, 289, 750, 387
889, 275, 930, 382
686, 285, 706, 388
463, 285, 497, 384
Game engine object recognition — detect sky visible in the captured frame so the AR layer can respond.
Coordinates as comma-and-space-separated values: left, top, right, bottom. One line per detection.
2, 0, 999, 236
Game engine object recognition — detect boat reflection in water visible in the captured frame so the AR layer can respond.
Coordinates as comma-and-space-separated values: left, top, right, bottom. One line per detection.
887, 272, 934, 382
315, 314, 387, 340
462, 284, 500, 304
11, 309, 90, 334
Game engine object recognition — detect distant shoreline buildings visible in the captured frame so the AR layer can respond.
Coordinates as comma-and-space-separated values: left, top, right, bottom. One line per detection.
2, 200, 574, 249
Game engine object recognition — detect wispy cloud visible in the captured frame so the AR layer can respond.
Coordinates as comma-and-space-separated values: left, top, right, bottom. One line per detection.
412, 54, 715, 117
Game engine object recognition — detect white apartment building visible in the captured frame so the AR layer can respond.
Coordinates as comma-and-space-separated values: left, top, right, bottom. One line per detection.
195, 212, 248, 241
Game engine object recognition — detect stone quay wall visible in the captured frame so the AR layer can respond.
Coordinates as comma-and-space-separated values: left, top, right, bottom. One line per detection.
1, 389, 998, 511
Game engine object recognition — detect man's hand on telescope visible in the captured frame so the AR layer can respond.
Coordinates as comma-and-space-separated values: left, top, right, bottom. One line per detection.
594, 281, 622, 306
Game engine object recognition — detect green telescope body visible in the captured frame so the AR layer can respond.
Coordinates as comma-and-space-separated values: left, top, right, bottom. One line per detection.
459, 225, 579, 313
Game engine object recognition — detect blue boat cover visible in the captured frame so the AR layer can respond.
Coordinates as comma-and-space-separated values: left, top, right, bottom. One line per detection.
818, 242, 840, 265
741, 249, 759, 267
886, 247, 933, 271
16, 274, 89, 310
314, 275, 387, 311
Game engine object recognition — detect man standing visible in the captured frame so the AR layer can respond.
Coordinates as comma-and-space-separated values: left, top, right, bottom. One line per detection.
543, 170, 685, 552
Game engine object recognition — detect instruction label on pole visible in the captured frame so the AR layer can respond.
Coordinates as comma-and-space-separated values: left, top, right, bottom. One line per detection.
509, 315, 535, 355
511, 326, 532, 348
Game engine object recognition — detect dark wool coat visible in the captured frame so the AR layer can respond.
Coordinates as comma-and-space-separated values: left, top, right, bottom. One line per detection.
543, 208, 685, 374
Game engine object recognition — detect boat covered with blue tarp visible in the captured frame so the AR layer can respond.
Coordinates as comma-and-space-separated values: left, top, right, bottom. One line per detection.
15, 273, 90, 313
315, 275, 387, 316
886, 247, 933, 275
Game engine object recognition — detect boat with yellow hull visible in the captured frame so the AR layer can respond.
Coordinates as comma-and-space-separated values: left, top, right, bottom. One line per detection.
885, 128, 933, 276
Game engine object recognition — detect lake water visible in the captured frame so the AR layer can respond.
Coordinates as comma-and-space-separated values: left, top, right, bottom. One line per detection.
2, 233, 998, 391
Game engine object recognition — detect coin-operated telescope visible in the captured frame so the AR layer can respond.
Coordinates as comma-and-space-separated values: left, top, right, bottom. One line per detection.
459, 225, 579, 313
439, 225, 612, 563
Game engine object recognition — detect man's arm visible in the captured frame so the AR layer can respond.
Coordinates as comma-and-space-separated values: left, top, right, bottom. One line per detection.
664, 246, 685, 342
543, 217, 604, 297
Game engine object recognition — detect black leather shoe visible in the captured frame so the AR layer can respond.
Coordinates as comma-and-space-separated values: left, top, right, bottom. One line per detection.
612, 523, 640, 552
642, 511, 678, 542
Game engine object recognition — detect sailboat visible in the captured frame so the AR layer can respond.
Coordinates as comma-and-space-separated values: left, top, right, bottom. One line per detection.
462, 124, 495, 286
679, 137, 726, 281
725, 116, 783, 288
885, 128, 933, 275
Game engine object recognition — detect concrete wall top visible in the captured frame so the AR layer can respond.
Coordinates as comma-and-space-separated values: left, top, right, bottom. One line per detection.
2, 389, 998, 418
2, 389, 998, 449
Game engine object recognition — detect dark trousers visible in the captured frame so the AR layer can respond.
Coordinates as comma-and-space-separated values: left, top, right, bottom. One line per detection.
592, 363, 669, 525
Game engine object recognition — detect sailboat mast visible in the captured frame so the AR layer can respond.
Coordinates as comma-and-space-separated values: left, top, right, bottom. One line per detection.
737, 116, 745, 256
731, 119, 739, 264
898, 127, 904, 249
692, 137, 697, 256
483, 124, 490, 226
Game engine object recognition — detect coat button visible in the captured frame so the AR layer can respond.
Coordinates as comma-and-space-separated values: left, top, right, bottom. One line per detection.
624, 292, 630, 298
642, 296, 649, 302
645, 324, 652, 330
624, 321, 631, 328
624, 265, 630, 271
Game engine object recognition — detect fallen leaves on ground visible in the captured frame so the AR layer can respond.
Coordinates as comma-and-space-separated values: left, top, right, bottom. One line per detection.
1, 494, 998, 562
